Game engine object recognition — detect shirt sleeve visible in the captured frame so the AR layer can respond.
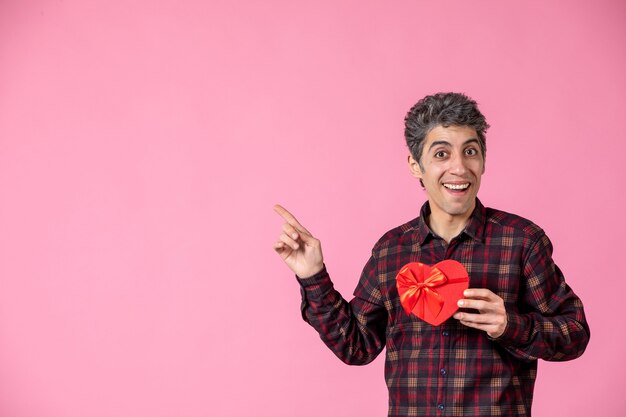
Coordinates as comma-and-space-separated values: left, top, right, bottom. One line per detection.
297, 255, 388, 365
493, 231, 590, 362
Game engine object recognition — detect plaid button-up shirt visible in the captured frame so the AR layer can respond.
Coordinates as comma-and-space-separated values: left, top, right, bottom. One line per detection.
298, 199, 589, 417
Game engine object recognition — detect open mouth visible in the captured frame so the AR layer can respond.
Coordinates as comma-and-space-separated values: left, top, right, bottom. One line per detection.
443, 183, 470, 191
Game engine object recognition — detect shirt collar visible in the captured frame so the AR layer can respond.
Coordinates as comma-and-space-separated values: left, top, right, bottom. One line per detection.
415, 198, 486, 244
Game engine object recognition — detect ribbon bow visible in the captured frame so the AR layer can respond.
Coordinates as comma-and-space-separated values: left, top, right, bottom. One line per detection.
396, 263, 448, 317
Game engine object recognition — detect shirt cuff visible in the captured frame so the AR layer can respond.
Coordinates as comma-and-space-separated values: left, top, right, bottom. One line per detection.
296, 265, 334, 299
490, 311, 530, 346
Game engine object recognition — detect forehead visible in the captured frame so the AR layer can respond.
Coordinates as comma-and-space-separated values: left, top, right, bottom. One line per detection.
424, 125, 479, 148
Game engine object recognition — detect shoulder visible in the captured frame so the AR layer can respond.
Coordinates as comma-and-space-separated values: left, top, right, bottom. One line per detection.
484, 206, 548, 243
371, 216, 421, 253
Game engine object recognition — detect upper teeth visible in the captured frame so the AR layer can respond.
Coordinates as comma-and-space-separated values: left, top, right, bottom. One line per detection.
444, 183, 469, 190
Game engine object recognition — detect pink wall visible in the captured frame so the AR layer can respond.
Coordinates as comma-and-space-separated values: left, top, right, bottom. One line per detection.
1, 0, 624, 415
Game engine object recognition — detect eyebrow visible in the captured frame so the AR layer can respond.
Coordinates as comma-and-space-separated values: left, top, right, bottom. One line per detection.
427, 138, 480, 151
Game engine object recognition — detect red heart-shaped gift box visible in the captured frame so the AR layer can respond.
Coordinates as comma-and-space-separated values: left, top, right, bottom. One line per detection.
396, 260, 469, 326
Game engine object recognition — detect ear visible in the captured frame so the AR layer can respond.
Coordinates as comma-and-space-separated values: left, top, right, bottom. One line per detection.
408, 154, 423, 180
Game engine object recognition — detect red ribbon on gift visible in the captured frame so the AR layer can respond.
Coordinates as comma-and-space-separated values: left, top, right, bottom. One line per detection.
396, 263, 467, 318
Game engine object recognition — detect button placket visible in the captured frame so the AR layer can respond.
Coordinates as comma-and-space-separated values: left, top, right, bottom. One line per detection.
437, 326, 450, 413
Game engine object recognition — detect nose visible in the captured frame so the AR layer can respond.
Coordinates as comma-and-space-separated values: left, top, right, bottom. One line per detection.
448, 153, 468, 175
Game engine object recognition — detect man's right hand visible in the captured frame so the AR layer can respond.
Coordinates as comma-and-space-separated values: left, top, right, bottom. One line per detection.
273, 204, 324, 278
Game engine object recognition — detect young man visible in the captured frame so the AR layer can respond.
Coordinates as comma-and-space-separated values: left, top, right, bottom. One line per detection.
273, 92, 589, 416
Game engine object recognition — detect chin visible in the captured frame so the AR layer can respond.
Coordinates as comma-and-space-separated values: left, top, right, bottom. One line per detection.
443, 202, 474, 217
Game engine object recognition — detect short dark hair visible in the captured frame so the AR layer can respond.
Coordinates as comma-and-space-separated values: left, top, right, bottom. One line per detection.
404, 92, 489, 167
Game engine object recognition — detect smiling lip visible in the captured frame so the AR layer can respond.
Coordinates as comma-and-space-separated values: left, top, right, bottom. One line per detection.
443, 182, 470, 191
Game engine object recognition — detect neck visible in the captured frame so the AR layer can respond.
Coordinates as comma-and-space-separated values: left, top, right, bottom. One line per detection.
426, 207, 473, 244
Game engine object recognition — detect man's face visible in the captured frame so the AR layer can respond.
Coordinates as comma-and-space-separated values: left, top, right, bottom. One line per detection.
409, 125, 485, 221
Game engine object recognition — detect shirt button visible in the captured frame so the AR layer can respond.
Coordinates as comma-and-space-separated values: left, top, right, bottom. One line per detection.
440, 368, 447, 376
442, 330, 449, 336
437, 404, 445, 411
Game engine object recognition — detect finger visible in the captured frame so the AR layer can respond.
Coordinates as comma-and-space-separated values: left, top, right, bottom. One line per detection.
457, 320, 495, 333
463, 288, 498, 301
274, 204, 311, 234
282, 222, 300, 240
274, 240, 286, 251
278, 233, 300, 251
453, 311, 494, 325
457, 315, 505, 338
457, 299, 490, 311
281, 222, 318, 246
273, 241, 292, 256
274, 240, 296, 260
458, 319, 482, 329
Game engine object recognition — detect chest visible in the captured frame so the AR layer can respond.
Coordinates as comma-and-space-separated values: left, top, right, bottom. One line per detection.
377, 236, 526, 323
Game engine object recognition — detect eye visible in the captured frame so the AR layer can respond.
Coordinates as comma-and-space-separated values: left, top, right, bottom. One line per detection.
434, 150, 447, 158
465, 148, 479, 156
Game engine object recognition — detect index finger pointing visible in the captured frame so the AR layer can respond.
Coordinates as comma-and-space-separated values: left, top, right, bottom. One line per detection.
273, 204, 311, 234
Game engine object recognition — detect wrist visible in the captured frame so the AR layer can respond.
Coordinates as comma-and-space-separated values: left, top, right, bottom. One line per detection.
296, 264, 325, 279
